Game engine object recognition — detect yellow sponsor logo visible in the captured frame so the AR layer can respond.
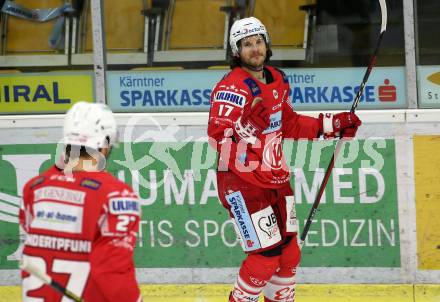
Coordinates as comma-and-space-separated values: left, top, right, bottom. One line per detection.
427, 71, 440, 86
0, 73, 94, 113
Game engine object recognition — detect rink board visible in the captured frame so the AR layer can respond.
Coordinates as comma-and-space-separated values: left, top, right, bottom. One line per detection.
0, 112, 439, 285
0, 140, 401, 269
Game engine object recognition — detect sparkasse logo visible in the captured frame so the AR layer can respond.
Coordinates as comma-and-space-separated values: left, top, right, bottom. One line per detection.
378, 79, 397, 102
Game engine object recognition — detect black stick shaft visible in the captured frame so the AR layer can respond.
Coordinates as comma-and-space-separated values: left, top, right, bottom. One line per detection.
351, 32, 385, 113
50, 280, 84, 302
300, 140, 343, 243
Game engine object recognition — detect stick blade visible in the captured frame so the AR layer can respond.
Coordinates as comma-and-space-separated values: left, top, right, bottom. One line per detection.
379, 0, 388, 33
20, 257, 52, 284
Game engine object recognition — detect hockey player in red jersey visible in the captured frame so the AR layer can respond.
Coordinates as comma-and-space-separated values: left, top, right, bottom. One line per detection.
20, 102, 143, 302
207, 17, 361, 302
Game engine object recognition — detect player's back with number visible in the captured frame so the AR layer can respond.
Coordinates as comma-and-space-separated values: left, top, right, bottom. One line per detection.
20, 166, 141, 302
19, 102, 142, 302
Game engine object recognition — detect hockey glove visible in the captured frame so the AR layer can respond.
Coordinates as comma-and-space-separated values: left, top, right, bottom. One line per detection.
234, 97, 271, 144
319, 112, 362, 138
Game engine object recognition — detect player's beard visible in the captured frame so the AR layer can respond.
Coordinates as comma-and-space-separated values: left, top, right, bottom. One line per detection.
241, 52, 266, 72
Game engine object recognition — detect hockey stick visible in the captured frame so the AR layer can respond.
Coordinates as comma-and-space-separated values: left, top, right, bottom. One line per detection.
299, 0, 388, 247
20, 258, 84, 302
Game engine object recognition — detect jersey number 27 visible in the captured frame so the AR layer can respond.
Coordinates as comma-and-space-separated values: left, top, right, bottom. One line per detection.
22, 255, 90, 302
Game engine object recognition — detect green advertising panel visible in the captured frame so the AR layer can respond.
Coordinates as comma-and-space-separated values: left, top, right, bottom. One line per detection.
0, 140, 399, 269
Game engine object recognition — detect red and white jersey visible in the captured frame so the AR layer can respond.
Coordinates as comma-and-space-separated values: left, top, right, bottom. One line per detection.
208, 66, 321, 188
20, 166, 141, 302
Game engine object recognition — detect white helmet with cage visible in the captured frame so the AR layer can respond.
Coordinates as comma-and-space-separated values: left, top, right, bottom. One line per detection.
229, 17, 270, 56
63, 101, 117, 150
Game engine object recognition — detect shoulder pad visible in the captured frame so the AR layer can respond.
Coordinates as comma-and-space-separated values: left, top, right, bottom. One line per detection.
214, 71, 235, 89
30, 176, 45, 189
243, 78, 261, 96
80, 178, 101, 190
273, 67, 289, 84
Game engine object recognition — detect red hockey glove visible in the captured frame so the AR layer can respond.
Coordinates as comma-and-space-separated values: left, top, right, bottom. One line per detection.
234, 97, 271, 144
319, 112, 362, 138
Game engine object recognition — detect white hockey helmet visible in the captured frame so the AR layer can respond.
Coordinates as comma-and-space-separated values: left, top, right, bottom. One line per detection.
63, 102, 117, 150
229, 17, 270, 56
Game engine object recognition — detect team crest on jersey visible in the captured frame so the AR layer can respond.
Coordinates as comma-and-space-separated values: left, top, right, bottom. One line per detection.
80, 178, 101, 190
109, 198, 140, 215
262, 133, 284, 170
214, 90, 245, 107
